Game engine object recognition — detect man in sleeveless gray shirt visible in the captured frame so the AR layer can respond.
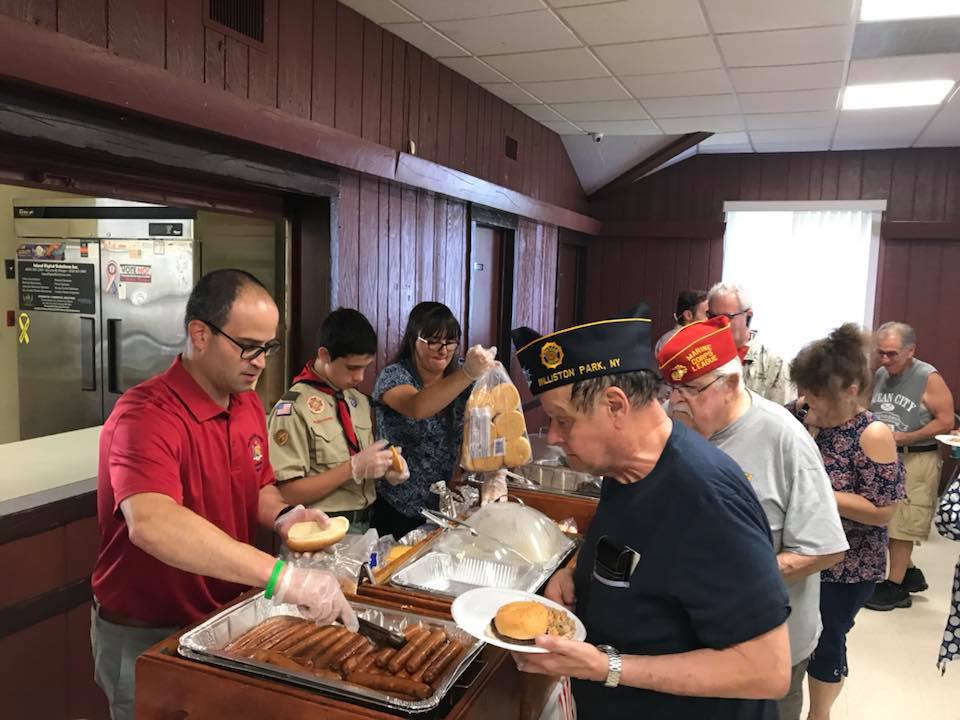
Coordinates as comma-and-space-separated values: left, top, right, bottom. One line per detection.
866, 322, 955, 611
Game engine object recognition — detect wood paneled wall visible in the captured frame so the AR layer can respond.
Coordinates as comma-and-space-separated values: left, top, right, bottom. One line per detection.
334, 173, 560, 394
0, 0, 586, 214
586, 148, 960, 403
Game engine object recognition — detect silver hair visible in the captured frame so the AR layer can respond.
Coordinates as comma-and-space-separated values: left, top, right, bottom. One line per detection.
711, 357, 744, 390
570, 370, 662, 412
707, 282, 751, 311
876, 321, 916, 348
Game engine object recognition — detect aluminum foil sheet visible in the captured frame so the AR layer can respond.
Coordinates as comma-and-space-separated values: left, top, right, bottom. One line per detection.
178, 593, 483, 713
388, 551, 539, 598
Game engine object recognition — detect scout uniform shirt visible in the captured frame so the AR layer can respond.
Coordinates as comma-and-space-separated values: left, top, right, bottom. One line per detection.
267, 367, 376, 513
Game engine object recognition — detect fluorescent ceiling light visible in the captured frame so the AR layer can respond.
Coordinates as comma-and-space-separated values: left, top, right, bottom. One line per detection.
860, 0, 960, 22
842, 80, 955, 109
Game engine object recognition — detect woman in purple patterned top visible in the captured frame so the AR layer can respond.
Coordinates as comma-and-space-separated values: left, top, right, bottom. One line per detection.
788, 323, 905, 720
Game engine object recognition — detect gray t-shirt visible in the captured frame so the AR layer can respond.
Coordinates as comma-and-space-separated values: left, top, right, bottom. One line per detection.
710, 391, 849, 664
870, 360, 937, 442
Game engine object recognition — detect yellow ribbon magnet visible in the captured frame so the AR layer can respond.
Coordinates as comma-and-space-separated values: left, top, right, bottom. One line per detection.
17, 312, 30, 344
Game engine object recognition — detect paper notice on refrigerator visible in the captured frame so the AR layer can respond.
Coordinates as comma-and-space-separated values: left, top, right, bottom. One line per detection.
17, 260, 96, 314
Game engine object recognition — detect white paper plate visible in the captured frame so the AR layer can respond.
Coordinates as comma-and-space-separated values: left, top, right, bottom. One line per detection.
935, 434, 960, 447
450, 587, 586, 654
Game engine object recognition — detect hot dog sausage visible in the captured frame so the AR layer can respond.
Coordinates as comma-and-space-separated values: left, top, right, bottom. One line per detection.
287, 625, 339, 658
343, 645, 376, 674
246, 649, 308, 673
373, 647, 397, 668
423, 640, 463, 684
406, 629, 447, 673
314, 630, 358, 670
411, 639, 450, 683
345, 671, 432, 700
388, 628, 430, 673
333, 635, 371, 670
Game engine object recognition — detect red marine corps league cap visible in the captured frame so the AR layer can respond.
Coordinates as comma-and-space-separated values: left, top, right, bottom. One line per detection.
656, 316, 738, 385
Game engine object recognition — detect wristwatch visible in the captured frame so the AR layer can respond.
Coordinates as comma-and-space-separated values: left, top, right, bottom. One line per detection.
596, 644, 622, 688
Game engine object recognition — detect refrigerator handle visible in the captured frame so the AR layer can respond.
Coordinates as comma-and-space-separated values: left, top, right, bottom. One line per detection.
80, 316, 97, 391
107, 318, 122, 394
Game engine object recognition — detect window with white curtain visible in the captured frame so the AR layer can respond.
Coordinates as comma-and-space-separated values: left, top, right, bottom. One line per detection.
722, 201, 885, 363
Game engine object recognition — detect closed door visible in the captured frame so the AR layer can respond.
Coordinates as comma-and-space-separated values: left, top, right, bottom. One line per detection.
556, 242, 584, 330
467, 225, 504, 350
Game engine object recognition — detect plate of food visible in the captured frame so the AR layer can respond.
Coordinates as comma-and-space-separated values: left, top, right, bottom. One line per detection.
450, 587, 585, 653
935, 434, 960, 448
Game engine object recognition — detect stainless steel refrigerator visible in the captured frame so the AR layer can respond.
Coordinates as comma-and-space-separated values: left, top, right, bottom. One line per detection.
14, 198, 196, 439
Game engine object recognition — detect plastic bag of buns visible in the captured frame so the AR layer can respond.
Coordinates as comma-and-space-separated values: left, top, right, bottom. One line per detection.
461, 362, 532, 472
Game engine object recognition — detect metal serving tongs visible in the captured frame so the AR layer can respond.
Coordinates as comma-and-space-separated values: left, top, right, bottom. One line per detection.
420, 508, 479, 535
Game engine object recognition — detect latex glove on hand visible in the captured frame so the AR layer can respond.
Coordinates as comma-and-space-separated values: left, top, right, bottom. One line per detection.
384, 446, 410, 486
480, 469, 508, 505
463, 345, 497, 381
273, 565, 359, 631
349, 439, 394, 484
274, 504, 330, 540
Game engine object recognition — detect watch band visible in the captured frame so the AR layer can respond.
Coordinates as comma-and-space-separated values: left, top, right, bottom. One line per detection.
597, 644, 622, 688
274, 505, 296, 523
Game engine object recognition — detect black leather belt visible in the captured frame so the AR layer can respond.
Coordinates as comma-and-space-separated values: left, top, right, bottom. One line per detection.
328, 507, 372, 524
897, 444, 939, 454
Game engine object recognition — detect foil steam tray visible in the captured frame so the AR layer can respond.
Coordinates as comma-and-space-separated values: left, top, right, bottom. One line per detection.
178, 593, 483, 713
389, 551, 540, 598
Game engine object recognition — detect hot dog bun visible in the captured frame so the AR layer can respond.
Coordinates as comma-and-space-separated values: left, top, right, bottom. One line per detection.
285, 516, 350, 552
390, 446, 404, 473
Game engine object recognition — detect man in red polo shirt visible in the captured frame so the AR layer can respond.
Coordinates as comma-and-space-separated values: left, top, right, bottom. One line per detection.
90, 269, 356, 720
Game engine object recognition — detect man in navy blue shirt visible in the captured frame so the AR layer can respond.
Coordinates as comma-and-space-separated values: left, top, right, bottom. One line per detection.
511, 313, 791, 720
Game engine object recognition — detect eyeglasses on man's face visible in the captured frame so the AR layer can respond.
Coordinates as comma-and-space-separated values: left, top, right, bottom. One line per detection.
875, 349, 901, 360
417, 335, 459, 352
706, 308, 751, 322
669, 375, 724, 399
205, 321, 281, 360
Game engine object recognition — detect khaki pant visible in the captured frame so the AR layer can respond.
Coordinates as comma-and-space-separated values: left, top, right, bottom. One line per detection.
889, 451, 942, 542
777, 658, 809, 720
90, 605, 177, 720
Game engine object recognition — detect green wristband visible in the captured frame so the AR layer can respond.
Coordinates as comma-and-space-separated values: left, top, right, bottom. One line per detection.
264, 559, 285, 600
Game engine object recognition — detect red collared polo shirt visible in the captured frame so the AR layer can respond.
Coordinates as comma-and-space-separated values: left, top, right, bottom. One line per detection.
91, 356, 275, 627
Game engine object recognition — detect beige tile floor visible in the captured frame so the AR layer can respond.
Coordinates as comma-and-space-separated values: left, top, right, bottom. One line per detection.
800, 529, 960, 719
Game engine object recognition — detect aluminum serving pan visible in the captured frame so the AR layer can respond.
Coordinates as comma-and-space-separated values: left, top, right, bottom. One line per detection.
388, 533, 577, 600
178, 593, 483, 713
389, 551, 542, 598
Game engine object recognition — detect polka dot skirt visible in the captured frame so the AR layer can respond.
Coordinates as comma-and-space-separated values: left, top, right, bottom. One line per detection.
936, 475, 960, 673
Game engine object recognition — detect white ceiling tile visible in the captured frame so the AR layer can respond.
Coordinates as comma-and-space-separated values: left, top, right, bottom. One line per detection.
577, 120, 663, 135
847, 53, 960, 85
718, 26, 852, 67
594, 36, 723, 75
339, 0, 417, 24
382, 23, 468, 57
482, 48, 607, 82
699, 132, 752, 152
520, 78, 629, 103
751, 138, 831, 152
482, 83, 541, 104
730, 62, 845, 93
553, 100, 650, 124
541, 120, 584, 135
915, 96, 960, 147
556, 0, 707, 45
548, 0, 617, 6
745, 111, 838, 129
621, 69, 733, 98
659, 115, 746, 133
703, 0, 855, 33
739, 88, 840, 113
439, 57, 508, 84
749, 127, 834, 143
562, 134, 674, 193
550, 100, 650, 121
432, 10, 579, 55
644, 94, 740, 118
833, 107, 938, 149
515, 104, 566, 122
394, 0, 542, 21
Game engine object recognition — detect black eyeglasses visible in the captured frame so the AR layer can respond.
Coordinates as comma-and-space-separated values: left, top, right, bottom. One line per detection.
876, 349, 901, 359
670, 375, 724, 399
417, 335, 459, 352
706, 308, 751, 321
205, 321, 281, 360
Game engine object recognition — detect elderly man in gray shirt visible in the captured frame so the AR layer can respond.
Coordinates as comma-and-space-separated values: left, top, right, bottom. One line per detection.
658, 317, 848, 720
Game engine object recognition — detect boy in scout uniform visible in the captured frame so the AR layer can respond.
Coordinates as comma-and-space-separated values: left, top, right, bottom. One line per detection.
268, 308, 408, 532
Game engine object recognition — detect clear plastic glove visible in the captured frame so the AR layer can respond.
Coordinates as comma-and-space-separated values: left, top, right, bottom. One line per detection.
384, 446, 410, 486
349, 439, 393, 483
274, 504, 330, 540
273, 565, 359, 630
463, 344, 497, 381
480, 469, 508, 505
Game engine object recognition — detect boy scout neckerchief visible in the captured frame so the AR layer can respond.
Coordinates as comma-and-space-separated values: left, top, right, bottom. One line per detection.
292, 362, 361, 455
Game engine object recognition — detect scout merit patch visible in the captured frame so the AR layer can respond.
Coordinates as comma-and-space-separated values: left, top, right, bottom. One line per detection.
249, 435, 264, 468
274, 429, 289, 446
274, 401, 293, 417
307, 396, 325, 414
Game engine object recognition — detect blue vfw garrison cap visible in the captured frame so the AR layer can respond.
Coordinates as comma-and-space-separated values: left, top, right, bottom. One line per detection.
511, 305, 657, 396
